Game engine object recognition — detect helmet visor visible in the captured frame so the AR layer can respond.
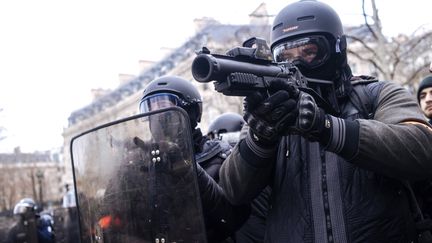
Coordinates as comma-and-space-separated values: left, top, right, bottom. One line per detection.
139, 93, 180, 113
273, 35, 330, 68
13, 202, 33, 214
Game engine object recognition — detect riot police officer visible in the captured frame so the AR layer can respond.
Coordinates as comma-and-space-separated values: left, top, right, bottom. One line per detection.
6, 198, 55, 243
140, 76, 250, 242
206, 112, 270, 243
207, 112, 245, 147
5, 199, 38, 243
219, 1, 432, 242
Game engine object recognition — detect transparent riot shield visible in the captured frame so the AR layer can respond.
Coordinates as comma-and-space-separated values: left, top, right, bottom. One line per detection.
70, 107, 207, 243
53, 207, 80, 243
0, 211, 38, 243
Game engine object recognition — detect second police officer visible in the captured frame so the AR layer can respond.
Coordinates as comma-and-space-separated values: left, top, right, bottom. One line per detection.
207, 112, 245, 147
140, 76, 251, 242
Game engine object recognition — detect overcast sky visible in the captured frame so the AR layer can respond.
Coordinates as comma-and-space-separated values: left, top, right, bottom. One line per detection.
0, 0, 430, 153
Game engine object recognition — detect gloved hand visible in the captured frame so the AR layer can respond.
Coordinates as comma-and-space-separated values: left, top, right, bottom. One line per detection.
243, 88, 298, 145
266, 79, 330, 141
244, 80, 359, 158
244, 79, 331, 144
288, 91, 330, 141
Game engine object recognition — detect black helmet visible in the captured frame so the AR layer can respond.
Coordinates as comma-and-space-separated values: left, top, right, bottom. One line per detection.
207, 112, 245, 145
270, 0, 349, 82
207, 112, 244, 135
140, 76, 203, 128
270, 0, 343, 50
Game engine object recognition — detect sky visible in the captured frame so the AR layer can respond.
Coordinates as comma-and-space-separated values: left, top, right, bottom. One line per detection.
0, 0, 431, 153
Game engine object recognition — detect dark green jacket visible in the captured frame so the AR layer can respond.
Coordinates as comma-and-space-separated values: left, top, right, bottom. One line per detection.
220, 81, 432, 243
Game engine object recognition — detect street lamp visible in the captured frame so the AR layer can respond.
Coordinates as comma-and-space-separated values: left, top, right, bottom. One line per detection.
35, 170, 44, 210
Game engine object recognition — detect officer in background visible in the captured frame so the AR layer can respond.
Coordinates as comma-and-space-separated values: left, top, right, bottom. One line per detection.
206, 112, 271, 243
5, 199, 38, 243
219, 1, 432, 242
207, 112, 245, 147
37, 213, 55, 243
140, 76, 250, 243
418, 75, 432, 125
6, 198, 55, 243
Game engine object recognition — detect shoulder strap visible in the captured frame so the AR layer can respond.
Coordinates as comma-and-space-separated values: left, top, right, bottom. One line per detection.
195, 139, 231, 164
349, 77, 379, 119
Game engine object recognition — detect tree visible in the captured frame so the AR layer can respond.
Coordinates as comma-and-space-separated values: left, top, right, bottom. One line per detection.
0, 108, 6, 142
346, 0, 432, 87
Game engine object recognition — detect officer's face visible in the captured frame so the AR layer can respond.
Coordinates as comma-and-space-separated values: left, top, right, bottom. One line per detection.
149, 111, 183, 141
419, 87, 432, 119
278, 43, 319, 64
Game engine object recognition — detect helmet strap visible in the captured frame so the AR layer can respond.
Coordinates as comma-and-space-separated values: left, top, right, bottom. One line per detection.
184, 105, 201, 129
336, 35, 347, 54
336, 38, 341, 53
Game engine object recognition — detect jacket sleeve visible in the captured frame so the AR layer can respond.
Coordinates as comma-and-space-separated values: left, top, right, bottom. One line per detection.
196, 163, 251, 242
219, 129, 276, 205
350, 81, 432, 180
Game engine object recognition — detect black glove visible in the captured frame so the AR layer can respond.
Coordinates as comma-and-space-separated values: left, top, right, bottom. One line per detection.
244, 80, 361, 159
243, 89, 298, 144
284, 88, 360, 159
288, 90, 330, 141
245, 77, 332, 141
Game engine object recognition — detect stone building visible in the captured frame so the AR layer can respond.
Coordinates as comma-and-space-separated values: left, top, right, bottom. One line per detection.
0, 147, 63, 212
61, 5, 374, 185
62, 7, 271, 185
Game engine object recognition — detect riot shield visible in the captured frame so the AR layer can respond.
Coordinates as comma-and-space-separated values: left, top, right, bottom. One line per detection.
53, 207, 80, 243
71, 107, 207, 243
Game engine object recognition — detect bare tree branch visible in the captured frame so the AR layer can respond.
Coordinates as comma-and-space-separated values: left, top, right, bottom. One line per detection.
348, 0, 431, 86
0, 108, 5, 141
362, 0, 379, 40
346, 35, 379, 57
411, 23, 431, 36
403, 62, 430, 85
389, 41, 403, 80
399, 31, 432, 59
348, 49, 385, 75
370, 0, 383, 35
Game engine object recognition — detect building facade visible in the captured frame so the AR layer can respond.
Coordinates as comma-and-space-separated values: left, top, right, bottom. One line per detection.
61, 7, 376, 186
62, 15, 271, 185
0, 147, 63, 212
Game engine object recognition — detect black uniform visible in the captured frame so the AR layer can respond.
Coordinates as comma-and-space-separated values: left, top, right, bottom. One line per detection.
194, 128, 269, 243
220, 80, 432, 242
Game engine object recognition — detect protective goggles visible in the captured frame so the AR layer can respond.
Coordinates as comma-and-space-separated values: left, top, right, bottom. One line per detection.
273, 35, 330, 68
139, 93, 183, 113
